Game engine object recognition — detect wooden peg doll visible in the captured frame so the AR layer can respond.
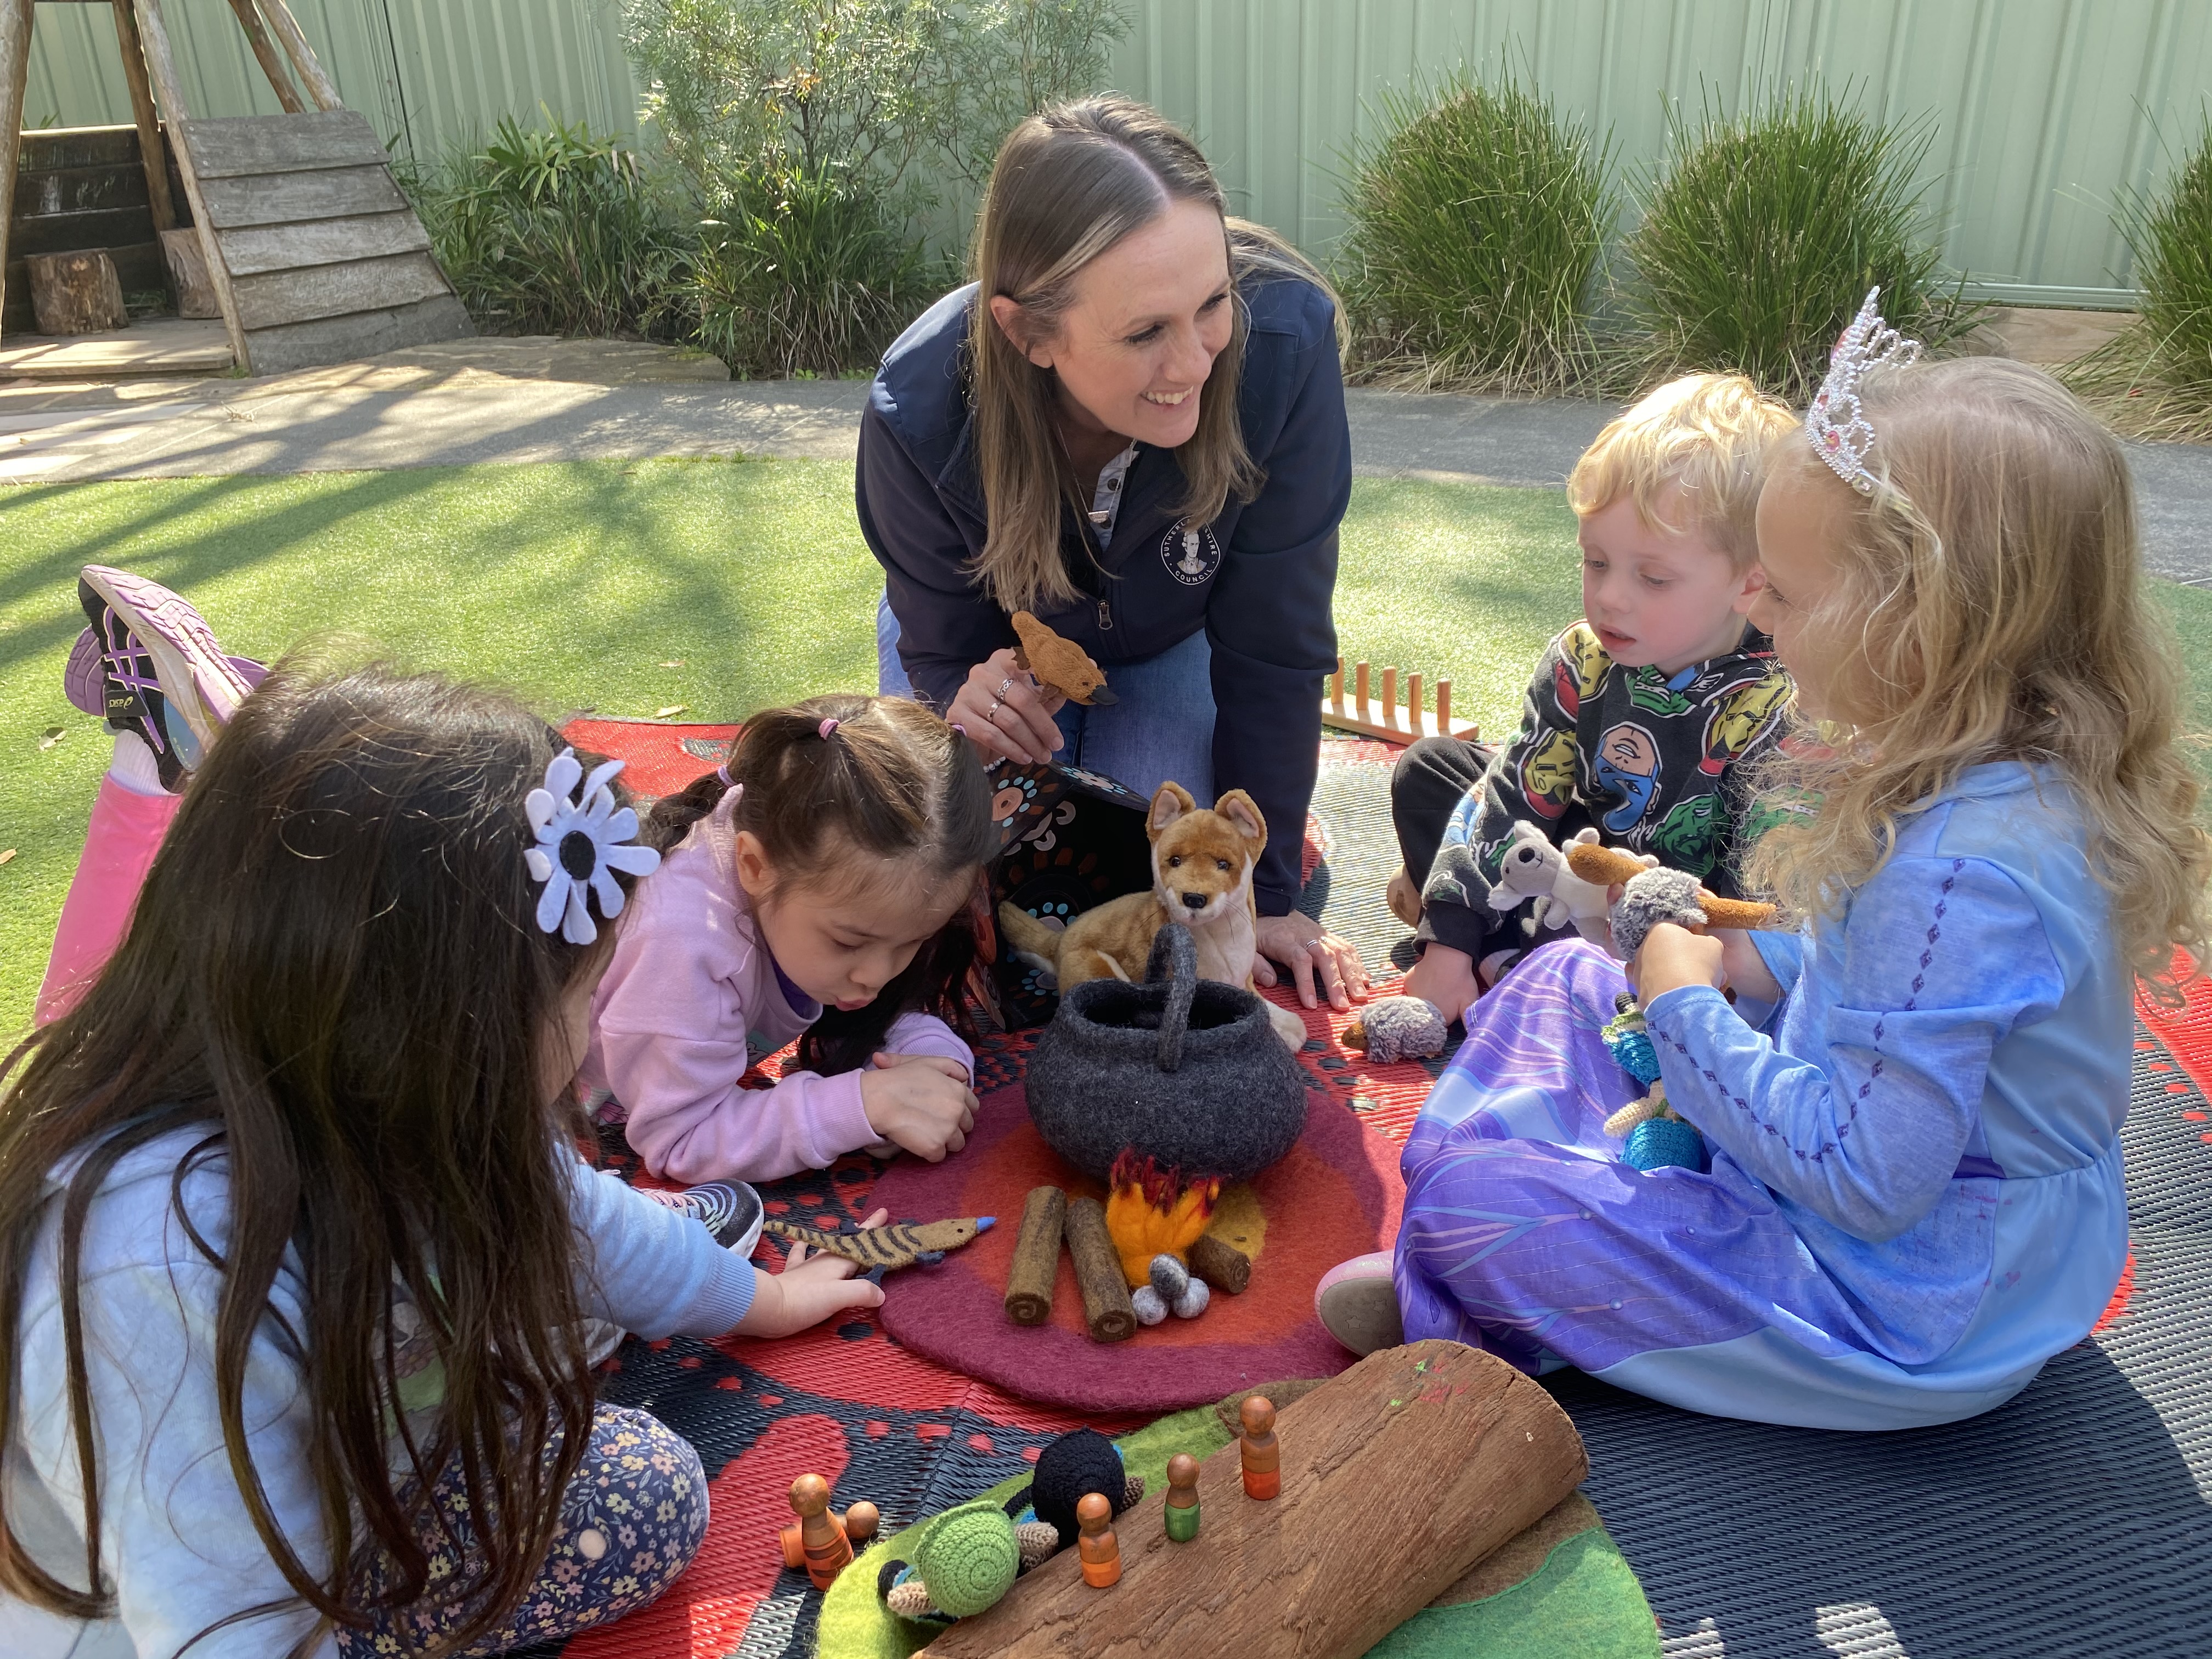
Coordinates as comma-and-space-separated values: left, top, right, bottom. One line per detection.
788, 1473, 853, 1589
1239, 1395, 1280, 1500
1077, 1492, 1122, 1587
1164, 1452, 1201, 1542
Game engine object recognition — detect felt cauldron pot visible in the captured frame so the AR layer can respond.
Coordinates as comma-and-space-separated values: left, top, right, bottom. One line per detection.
1025, 924, 1309, 1185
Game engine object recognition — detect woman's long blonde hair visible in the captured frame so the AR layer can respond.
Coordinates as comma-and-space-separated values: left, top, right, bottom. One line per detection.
966, 93, 1339, 614
1749, 356, 2212, 1001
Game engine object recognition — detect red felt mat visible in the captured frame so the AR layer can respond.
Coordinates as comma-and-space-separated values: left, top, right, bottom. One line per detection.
869, 1081, 1406, 1412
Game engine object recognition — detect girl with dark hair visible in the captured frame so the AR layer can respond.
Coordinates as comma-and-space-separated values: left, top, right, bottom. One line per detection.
581, 692, 997, 1187
1, 663, 883, 1657
860, 93, 1372, 1015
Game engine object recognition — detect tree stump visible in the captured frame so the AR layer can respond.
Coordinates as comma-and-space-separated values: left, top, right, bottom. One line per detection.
26, 250, 128, 335
918, 1340, 1588, 1658
159, 227, 221, 318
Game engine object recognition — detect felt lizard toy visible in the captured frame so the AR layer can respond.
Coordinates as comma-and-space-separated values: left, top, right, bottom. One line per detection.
1011, 611, 1116, 705
759, 1215, 993, 1271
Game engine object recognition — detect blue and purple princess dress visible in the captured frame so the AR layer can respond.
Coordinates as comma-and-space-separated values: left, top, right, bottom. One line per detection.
1394, 763, 2133, 1429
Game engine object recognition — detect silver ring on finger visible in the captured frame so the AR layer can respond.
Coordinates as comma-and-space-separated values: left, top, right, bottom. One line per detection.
996, 675, 1017, 701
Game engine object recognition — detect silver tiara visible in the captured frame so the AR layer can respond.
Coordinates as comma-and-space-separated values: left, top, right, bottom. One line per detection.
1807, 287, 1922, 495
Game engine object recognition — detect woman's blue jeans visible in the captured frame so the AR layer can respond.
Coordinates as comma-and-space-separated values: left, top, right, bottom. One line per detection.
877, 592, 1215, 804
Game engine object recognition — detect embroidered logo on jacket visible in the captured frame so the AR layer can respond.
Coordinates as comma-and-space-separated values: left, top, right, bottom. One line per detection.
1161, 519, 1222, 585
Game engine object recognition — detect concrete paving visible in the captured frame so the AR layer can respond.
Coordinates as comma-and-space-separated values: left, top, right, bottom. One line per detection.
1, 342, 2205, 580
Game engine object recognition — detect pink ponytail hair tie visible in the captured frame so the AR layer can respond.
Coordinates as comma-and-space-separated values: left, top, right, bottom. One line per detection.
950, 722, 966, 736
819, 718, 840, 740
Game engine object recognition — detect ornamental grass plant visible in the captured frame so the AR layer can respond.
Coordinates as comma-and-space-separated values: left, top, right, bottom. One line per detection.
2066, 115, 2212, 442
1337, 74, 1613, 395
690, 163, 940, 377
1621, 87, 1975, 402
403, 116, 691, 341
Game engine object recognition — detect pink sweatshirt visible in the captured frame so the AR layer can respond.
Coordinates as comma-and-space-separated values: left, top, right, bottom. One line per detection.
580, 785, 973, 1184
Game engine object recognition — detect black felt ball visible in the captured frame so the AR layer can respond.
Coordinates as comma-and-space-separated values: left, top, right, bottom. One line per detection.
1026, 1429, 1127, 1543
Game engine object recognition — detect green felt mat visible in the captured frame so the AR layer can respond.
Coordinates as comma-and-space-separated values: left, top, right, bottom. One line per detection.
814, 1406, 1657, 1659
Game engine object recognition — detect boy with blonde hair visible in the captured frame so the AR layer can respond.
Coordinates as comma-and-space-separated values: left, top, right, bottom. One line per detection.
1392, 373, 1798, 1024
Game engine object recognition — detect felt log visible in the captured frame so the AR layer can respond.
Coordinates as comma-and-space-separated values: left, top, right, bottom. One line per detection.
1063, 1196, 1137, 1343
1188, 1232, 1251, 1296
1004, 1185, 1067, 1326
1564, 841, 1779, 930
916, 1340, 1586, 1658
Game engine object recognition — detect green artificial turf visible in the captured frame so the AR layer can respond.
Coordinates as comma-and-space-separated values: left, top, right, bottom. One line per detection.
4, 457, 2209, 1033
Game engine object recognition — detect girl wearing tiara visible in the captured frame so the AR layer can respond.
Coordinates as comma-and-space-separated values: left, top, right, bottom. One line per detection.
1317, 295, 2211, 1429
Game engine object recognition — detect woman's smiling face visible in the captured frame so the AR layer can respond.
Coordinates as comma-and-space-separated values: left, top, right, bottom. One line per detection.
996, 197, 1234, 450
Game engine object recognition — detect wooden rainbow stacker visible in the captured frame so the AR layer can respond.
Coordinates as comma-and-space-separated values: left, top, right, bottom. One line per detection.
1322, 658, 1482, 745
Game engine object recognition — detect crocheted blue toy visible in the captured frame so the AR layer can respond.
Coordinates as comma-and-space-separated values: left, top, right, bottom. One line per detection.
1600, 992, 1706, 1173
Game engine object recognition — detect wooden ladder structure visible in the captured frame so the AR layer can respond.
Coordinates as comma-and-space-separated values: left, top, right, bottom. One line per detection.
1, 0, 467, 373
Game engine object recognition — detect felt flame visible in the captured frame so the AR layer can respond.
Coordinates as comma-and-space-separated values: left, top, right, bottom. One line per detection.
1104, 1151, 1218, 1287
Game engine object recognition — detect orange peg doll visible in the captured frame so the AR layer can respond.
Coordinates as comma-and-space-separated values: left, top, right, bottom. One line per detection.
1077, 1492, 1122, 1587
1164, 1452, 1201, 1542
788, 1473, 853, 1590
1239, 1395, 1281, 1500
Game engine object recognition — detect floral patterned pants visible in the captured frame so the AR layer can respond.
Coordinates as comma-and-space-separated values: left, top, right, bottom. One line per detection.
335, 1404, 707, 1655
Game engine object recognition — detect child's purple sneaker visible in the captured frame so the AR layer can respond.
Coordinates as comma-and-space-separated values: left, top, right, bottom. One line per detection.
76, 566, 257, 792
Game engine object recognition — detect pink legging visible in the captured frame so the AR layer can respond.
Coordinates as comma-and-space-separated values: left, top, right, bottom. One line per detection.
37, 776, 180, 1026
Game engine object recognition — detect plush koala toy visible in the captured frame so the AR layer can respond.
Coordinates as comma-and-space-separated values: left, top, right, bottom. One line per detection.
1487, 823, 1618, 943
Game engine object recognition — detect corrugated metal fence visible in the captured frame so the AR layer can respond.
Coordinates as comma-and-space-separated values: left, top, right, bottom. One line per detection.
21, 0, 2212, 305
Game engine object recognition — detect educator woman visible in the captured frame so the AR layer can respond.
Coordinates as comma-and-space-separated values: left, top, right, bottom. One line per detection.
857, 94, 1368, 1011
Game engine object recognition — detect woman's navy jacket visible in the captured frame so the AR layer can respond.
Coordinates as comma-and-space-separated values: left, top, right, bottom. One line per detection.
856, 275, 1351, 915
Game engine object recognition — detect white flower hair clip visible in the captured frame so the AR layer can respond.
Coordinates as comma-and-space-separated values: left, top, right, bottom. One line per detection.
1807, 286, 1922, 495
524, 748, 662, 944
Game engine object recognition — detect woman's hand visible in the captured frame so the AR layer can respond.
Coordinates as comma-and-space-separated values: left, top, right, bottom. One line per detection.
1253, 912, 1370, 1011
733, 1206, 889, 1338
947, 648, 1066, 767
860, 1053, 977, 1161
1627, 923, 1726, 1003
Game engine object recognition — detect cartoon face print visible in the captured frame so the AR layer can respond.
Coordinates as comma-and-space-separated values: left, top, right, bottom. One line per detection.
1161, 518, 1222, 585
1591, 723, 1661, 833
1521, 729, 1578, 819
1554, 627, 1612, 716
1700, 675, 1792, 775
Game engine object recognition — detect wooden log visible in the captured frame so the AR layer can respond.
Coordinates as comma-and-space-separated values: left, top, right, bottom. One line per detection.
196, 162, 403, 229
1187, 1232, 1250, 1296
129, 0, 247, 367
919, 1341, 1588, 1658
27, 250, 128, 334
255, 0, 340, 112
224, 0, 304, 112
109, 0, 177, 233
1062, 1196, 1135, 1343
0, 0, 32, 335
159, 225, 218, 316
1003, 1184, 1066, 1327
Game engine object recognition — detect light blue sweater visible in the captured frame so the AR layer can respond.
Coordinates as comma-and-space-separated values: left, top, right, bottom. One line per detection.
2, 1129, 756, 1658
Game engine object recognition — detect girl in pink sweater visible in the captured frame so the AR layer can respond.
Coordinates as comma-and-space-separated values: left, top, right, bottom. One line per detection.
582, 694, 996, 1184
